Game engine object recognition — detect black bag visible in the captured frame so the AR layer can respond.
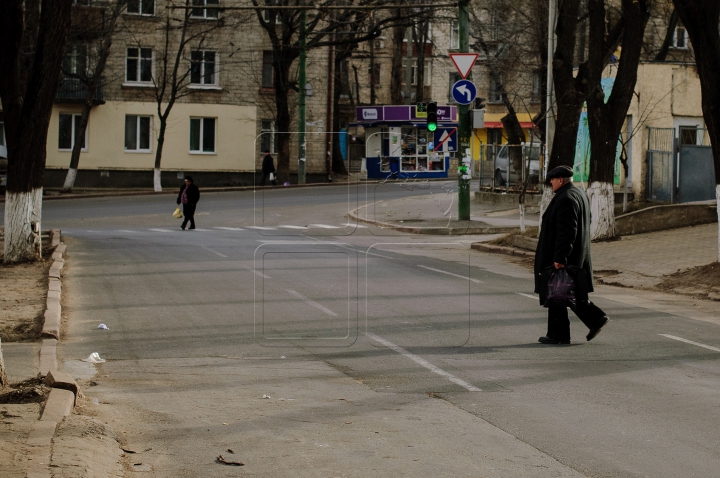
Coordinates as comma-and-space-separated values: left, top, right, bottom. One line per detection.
543, 268, 576, 307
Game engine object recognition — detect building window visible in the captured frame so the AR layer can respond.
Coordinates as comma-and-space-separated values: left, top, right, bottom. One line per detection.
63, 44, 88, 77
260, 120, 276, 154
262, 51, 274, 88
126, 0, 154, 15
450, 20, 459, 50
189, 117, 216, 153
126, 47, 153, 83
409, 62, 431, 86
190, 50, 217, 85
58, 113, 87, 151
673, 24, 688, 49
447, 72, 460, 102
191, 0, 219, 19
368, 64, 381, 85
125, 115, 152, 152
489, 75, 504, 103
531, 71, 542, 102
487, 128, 503, 145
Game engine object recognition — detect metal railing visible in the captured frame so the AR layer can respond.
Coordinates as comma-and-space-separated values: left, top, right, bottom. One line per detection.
55, 77, 104, 102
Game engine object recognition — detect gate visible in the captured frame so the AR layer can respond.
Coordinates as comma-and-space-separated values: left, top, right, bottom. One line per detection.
646, 127, 675, 203
678, 128, 715, 203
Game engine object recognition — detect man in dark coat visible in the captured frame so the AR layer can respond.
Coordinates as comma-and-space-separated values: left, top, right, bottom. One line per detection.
177, 176, 200, 230
534, 165, 609, 344
260, 150, 276, 186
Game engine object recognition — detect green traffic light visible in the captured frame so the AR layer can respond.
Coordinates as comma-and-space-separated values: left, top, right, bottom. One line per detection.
428, 123, 437, 132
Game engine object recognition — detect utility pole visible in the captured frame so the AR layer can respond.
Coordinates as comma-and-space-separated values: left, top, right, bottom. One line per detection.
457, 0, 471, 220
298, 10, 307, 184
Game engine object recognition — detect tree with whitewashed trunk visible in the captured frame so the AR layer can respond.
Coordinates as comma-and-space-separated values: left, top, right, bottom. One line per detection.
583, 0, 649, 240
672, 0, 720, 261
61, 0, 126, 193
0, 0, 73, 263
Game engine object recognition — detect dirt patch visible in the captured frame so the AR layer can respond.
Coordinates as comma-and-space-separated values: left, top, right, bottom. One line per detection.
657, 262, 720, 301
488, 227, 539, 247
0, 378, 50, 405
0, 260, 50, 342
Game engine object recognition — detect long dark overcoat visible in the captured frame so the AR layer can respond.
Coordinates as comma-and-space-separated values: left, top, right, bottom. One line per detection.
262, 154, 276, 174
534, 183, 594, 303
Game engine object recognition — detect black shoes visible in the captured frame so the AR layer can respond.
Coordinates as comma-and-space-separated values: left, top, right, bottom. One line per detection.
180, 226, 186, 230
587, 316, 609, 342
538, 336, 571, 345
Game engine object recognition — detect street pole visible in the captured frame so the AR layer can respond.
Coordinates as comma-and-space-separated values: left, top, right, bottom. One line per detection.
457, 0, 471, 220
298, 10, 307, 184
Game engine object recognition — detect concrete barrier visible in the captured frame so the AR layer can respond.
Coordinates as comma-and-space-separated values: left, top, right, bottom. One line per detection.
616, 203, 717, 236
474, 190, 542, 207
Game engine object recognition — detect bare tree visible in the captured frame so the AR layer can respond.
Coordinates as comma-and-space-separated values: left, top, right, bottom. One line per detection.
61, 0, 127, 193
672, 0, 720, 260
0, 0, 73, 263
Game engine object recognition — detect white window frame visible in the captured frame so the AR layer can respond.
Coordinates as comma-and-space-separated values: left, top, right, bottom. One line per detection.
58, 113, 88, 152
190, 0, 219, 19
189, 117, 217, 154
450, 20, 459, 50
126, 0, 155, 16
189, 50, 219, 88
673, 25, 689, 49
488, 75, 504, 103
125, 47, 154, 86
260, 120, 277, 154
124, 115, 153, 153
409, 61, 432, 86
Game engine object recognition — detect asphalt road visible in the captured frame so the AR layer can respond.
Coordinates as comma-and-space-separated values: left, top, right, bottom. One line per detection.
13, 184, 720, 476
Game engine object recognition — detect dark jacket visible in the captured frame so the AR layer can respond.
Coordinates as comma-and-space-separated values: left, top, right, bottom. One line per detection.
177, 183, 200, 205
534, 183, 593, 303
262, 154, 276, 174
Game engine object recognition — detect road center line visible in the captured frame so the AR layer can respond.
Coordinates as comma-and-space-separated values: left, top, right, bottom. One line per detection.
201, 246, 228, 258
366, 333, 482, 392
286, 289, 338, 317
517, 293, 537, 300
417, 265, 483, 283
659, 334, 720, 352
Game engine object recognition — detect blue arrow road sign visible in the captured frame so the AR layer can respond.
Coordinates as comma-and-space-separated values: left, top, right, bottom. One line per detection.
452, 79, 477, 105
433, 128, 458, 152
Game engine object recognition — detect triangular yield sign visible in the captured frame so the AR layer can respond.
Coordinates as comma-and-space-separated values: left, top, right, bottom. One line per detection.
450, 53, 478, 79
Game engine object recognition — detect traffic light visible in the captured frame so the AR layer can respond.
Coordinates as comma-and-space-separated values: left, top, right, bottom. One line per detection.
474, 97, 486, 109
426, 101, 437, 132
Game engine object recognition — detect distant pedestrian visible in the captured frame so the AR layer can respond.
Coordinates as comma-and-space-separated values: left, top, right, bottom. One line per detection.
260, 150, 277, 186
534, 165, 609, 344
177, 176, 200, 230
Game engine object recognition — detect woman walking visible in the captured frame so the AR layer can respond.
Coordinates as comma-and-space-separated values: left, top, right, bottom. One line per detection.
177, 176, 200, 230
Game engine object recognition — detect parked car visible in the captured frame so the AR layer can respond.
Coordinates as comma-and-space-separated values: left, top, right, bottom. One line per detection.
493, 143, 541, 186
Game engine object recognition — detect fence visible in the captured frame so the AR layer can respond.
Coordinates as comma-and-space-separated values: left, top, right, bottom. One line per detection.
476, 143, 542, 191
646, 127, 675, 203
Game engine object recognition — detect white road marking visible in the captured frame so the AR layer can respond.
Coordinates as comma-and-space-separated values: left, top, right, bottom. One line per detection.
117, 230, 139, 234
214, 227, 244, 231
190, 228, 213, 232
247, 226, 277, 230
517, 293, 537, 300
367, 333, 482, 392
286, 289, 338, 317
659, 334, 720, 353
245, 267, 270, 279
201, 246, 228, 258
149, 228, 174, 233
309, 224, 341, 229
417, 265, 483, 283
364, 251, 394, 259
278, 225, 309, 229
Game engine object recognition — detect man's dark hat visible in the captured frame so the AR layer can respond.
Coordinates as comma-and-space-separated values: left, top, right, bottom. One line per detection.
546, 165, 573, 179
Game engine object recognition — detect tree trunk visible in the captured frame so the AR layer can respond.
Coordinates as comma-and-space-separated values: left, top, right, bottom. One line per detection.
390, 22, 406, 105
153, 117, 168, 192
4, 189, 43, 263
62, 99, 93, 193
0, 338, 7, 388
673, 0, 720, 260
587, 181, 615, 239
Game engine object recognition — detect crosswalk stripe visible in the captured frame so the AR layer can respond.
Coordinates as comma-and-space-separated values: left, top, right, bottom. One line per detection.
214, 227, 244, 231
149, 228, 174, 233
278, 225, 309, 229
309, 224, 340, 229
117, 230, 139, 233
246, 226, 277, 230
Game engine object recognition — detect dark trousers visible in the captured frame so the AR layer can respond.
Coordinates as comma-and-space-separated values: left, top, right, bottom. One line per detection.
260, 173, 276, 186
547, 300, 606, 340
181, 203, 196, 229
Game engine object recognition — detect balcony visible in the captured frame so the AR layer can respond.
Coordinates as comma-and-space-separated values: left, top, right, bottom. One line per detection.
55, 77, 105, 104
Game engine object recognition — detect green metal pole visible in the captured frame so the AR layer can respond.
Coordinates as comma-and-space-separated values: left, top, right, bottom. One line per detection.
457, 0, 471, 220
298, 10, 307, 184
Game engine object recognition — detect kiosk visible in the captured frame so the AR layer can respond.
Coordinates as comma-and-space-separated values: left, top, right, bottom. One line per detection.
353, 105, 458, 179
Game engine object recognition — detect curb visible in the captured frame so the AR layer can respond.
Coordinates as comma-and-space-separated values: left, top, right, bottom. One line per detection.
26, 230, 81, 477
471, 242, 535, 258
347, 204, 521, 235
